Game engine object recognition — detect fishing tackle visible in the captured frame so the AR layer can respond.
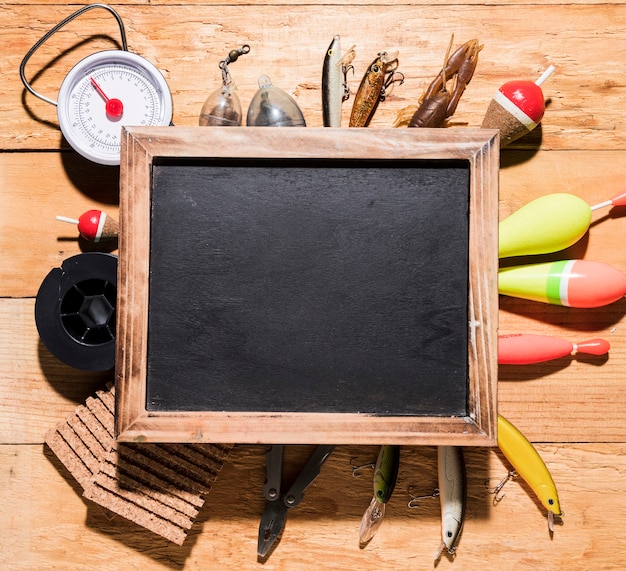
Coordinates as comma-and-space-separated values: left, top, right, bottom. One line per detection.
396, 36, 482, 128
56, 210, 118, 242
434, 446, 466, 561
407, 486, 439, 509
349, 52, 403, 127
482, 66, 555, 147
499, 192, 591, 258
322, 35, 356, 127
498, 259, 626, 308
350, 457, 375, 477
246, 75, 307, 127
358, 445, 400, 546
499, 190, 626, 259
258, 445, 334, 557
498, 333, 610, 365
486, 470, 518, 504
199, 44, 250, 126
373, 445, 400, 504
497, 414, 563, 532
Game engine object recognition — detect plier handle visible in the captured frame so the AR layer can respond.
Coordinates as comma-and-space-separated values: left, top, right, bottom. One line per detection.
257, 444, 335, 557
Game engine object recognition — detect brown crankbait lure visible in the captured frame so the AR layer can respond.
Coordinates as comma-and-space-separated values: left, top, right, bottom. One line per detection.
349, 51, 403, 127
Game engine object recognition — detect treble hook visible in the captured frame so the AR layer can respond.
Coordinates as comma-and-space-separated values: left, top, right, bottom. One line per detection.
380, 71, 405, 102
350, 457, 375, 477
219, 44, 251, 85
407, 486, 439, 508
339, 45, 356, 102
341, 64, 354, 101
485, 470, 518, 504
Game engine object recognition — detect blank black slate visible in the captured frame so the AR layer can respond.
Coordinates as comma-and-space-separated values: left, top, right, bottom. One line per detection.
146, 159, 470, 415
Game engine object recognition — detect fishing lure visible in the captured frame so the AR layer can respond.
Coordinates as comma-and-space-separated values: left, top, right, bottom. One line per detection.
497, 414, 562, 531
349, 51, 403, 127
321, 35, 355, 127
358, 445, 400, 546
395, 36, 481, 128
434, 446, 466, 561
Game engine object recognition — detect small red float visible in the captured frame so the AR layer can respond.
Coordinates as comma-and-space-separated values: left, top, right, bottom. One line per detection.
482, 65, 554, 146
56, 209, 118, 242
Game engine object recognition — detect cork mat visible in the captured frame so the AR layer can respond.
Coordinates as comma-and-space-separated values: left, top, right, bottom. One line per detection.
45, 384, 232, 545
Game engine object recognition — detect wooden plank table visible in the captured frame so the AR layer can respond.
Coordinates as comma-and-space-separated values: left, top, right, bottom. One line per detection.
2, 1, 626, 569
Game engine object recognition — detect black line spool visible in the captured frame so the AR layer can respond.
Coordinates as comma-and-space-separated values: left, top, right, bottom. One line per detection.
35, 252, 117, 371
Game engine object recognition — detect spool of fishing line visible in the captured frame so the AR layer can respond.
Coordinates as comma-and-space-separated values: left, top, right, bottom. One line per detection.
35, 252, 117, 371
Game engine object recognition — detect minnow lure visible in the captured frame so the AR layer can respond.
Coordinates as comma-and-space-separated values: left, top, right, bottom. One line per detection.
374, 444, 400, 503
322, 35, 355, 127
358, 445, 400, 546
434, 446, 466, 561
497, 414, 562, 531
349, 51, 402, 127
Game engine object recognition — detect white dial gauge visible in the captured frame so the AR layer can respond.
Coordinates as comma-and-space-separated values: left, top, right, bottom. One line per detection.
56, 50, 173, 166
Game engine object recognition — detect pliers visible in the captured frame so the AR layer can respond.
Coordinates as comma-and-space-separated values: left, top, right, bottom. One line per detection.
257, 444, 335, 558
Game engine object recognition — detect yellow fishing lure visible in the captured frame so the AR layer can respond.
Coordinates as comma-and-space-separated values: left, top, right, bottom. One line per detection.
497, 414, 562, 530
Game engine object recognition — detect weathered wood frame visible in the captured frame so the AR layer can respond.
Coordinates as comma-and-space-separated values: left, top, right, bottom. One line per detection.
115, 127, 499, 445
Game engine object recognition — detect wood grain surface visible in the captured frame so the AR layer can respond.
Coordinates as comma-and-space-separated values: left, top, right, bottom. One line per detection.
2, 1, 626, 569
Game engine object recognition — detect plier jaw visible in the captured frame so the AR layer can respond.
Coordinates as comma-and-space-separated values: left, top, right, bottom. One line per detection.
256, 444, 335, 559
257, 499, 287, 557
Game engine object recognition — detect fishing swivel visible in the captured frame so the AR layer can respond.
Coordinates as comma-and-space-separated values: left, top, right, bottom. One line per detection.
219, 44, 251, 86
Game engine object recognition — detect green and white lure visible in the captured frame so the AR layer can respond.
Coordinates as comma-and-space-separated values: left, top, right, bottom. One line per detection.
358, 445, 400, 546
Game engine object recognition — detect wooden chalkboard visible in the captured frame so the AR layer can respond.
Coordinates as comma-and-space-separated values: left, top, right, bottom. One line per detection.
116, 127, 499, 445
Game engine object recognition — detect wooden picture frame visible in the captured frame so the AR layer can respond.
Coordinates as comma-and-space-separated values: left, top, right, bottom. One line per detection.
115, 127, 499, 445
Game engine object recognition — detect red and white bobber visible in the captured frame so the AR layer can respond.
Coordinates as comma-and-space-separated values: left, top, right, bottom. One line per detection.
56, 210, 118, 242
482, 65, 555, 146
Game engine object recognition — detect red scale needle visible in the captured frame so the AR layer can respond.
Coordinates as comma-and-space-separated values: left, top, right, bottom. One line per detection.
90, 77, 124, 119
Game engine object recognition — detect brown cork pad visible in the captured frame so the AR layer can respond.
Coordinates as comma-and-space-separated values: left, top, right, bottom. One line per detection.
45, 384, 232, 544
481, 99, 530, 147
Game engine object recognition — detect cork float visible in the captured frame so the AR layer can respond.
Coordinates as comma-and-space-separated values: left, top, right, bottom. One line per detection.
482, 65, 555, 146
56, 210, 118, 242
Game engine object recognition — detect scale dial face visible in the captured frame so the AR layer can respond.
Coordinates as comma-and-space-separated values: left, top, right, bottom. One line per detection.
57, 50, 173, 166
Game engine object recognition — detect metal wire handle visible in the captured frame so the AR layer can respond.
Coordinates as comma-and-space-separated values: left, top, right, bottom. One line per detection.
19, 3, 128, 107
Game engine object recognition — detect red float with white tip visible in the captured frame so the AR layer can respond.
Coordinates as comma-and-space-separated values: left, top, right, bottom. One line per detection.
56, 210, 118, 242
482, 65, 555, 146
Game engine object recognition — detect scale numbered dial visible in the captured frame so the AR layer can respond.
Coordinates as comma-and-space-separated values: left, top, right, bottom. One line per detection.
57, 50, 173, 166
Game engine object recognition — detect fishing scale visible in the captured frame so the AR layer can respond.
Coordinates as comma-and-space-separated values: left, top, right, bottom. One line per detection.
20, 3, 173, 166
